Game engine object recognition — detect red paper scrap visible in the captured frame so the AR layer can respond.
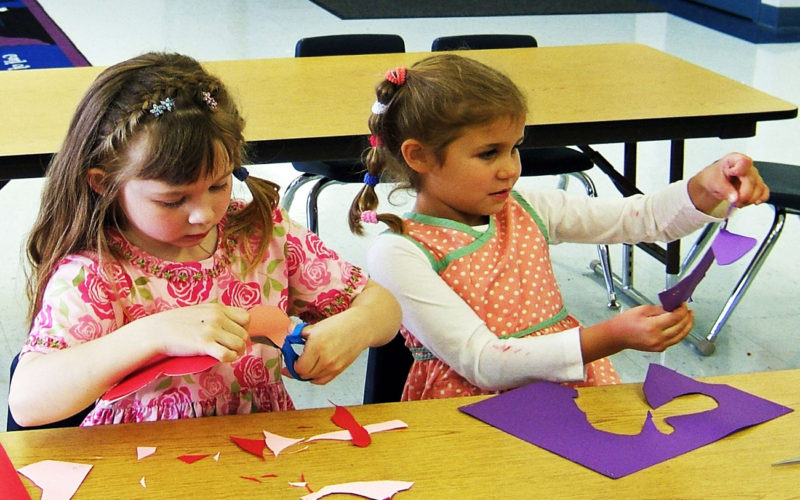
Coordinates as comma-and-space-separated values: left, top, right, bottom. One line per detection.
230, 435, 266, 459
330, 404, 371, 447
0, 442, 31, 500
177, 454, 211, 464
241, 476, 262, 483
262, 473, 278, 478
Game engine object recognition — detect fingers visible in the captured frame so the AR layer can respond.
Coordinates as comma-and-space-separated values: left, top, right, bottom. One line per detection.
719, 153, 770, 207
643, 303, 694, 351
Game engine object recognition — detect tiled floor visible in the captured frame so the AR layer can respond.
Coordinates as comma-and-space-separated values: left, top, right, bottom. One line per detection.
2, 0, 799, 430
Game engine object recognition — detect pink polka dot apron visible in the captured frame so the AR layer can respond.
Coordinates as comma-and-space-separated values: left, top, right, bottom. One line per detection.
400, 192, 619, 400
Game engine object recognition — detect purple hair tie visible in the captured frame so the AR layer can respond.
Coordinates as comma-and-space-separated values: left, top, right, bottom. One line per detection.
361, 210, 379, 224
364, 172, 379, 187
233, 166, 250, 182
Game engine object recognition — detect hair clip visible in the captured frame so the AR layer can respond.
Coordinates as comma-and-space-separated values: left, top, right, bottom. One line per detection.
364, 172, 380, 187
361, 210, 379, 224
371, 100, 388, 115
233, 166, 250, 182
201, 91, 218, 110
369, 135, 383, 147
385, 67, 407, 86
150, 97, 175, 117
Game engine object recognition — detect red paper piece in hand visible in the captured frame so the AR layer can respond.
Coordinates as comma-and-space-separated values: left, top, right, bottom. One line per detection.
102, 355, 218, 402
330, 404, 371, 447
177, 454, 211, 464
230, 435, 267, 459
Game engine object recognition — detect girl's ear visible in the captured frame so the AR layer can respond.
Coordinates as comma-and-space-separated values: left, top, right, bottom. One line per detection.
86, 168, 107, 195
401, 139, 435, 173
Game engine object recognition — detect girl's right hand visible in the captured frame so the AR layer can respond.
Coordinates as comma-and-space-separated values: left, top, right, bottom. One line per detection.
580, 302, 694, 362
138, 304, 250, 362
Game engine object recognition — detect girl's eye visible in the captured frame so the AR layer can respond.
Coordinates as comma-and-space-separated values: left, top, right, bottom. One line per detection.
478, 148, 498, 160
159, 198, 185, 208
210, 182, 229, 192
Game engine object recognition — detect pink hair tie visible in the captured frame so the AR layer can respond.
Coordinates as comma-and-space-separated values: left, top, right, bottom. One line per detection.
385, 67, 406, 86
361, 210, 379, 224
369, 135, 383, 147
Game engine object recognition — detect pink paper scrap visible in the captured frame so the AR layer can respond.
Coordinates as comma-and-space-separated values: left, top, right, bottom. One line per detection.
301, 480, 414, 500
16, 460, 93, 500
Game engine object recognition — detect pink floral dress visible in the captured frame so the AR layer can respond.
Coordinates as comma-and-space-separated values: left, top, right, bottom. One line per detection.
21, 202, 367, 426
401, 192, 619, 400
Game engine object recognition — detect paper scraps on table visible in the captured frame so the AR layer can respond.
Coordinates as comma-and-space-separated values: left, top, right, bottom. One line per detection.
658, 207, 757, 311
230, 435, 268, 459
177, 454, 211, 464
16, 460, 93, 500
301, 480, 414, 500
460, 363, 792, 478
263, 431, 305, 457
136, 446, 157, 461
139, 477, 146, 488
0, 441, 31, 500
330, 403, 371, 447
305, 420, 408, 443
102, 355, 217, 402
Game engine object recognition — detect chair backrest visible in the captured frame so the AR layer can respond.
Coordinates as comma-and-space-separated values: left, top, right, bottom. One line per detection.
362, 332, 413, 404
431, 34, 537, 51
295, 34, 405, 57
7, 352, 94, 431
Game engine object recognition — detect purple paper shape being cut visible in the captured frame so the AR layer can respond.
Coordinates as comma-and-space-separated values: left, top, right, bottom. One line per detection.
658, 249, 715, 312
711, 228, 757, 265
459, 363, 792, 478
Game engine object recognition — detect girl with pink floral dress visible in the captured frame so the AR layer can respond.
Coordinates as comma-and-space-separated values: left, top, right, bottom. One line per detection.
8, 52, 401, 427
348, 54, 769, 400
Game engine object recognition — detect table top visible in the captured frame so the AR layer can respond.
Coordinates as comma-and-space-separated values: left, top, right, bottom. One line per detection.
1, 43, 796, 177
2, 368, 798, 498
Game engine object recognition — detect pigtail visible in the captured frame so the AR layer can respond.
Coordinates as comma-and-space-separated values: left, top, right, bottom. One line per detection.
349, 70, 407, 235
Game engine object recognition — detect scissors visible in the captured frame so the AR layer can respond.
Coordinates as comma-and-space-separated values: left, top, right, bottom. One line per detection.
772, 455, 800, 466
280, 322, 309, 381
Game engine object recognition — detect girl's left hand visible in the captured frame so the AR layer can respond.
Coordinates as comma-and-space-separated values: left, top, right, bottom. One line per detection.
688, 153, 770, 213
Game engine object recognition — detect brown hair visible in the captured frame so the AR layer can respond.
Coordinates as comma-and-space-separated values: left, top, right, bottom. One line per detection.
26, 52, 280, 324
348, 53, 527, 235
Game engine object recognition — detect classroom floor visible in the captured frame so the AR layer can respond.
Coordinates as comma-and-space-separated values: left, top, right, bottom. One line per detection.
2, 1, 799, 430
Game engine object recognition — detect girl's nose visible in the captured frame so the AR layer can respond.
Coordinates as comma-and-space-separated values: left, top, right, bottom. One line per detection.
498, 154, 521, 178
187, 204, 214, 226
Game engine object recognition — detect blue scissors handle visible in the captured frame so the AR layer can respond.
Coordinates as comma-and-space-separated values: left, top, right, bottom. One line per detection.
281, 322, 309, 381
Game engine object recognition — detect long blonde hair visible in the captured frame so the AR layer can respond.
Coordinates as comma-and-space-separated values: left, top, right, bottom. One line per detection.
349, 53, 527, 234
26, 52, 280, 324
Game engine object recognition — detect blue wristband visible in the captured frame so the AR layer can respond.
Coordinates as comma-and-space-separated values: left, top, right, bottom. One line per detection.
281, 322, 309, 381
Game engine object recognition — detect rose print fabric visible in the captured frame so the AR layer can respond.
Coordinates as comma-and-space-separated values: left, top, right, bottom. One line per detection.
22, 202, 367, 426
400, 192, 619, 400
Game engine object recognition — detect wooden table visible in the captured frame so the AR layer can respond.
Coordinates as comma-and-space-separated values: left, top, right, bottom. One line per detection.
2, 369, 798, 498
1, 43, 796, 281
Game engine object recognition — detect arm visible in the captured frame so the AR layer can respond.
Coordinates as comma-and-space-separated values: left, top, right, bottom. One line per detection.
9, 260, 249, 426
293, 279, 402, 385
367, 233, 586, 391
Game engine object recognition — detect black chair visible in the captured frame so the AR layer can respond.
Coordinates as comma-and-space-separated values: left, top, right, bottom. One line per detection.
432, 34, 618, 308
7, 352, 94, 431
684, 161, 800, 355
281, 34, 406, 234
363, 332, 413, 404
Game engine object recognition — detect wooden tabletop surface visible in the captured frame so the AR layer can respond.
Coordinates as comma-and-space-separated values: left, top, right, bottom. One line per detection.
1, 43, 795, 163
2, 368, 798, 498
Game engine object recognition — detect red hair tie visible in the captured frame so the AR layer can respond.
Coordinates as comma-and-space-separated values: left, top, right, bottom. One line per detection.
385, 67, 406, 86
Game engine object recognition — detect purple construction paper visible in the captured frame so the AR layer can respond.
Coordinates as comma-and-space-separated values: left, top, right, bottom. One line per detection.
711, 228, 757, 266
658, 248, 715, 311
459, 363, 792, 479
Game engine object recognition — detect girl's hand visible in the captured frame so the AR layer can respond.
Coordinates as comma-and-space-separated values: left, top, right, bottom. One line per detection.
580, 303, 694, 362
139, 304, 250, 362
287, 322, 365, 385
688, 153, 770, 213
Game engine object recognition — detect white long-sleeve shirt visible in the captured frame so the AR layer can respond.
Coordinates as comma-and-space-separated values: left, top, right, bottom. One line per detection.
367, 181, 721, 391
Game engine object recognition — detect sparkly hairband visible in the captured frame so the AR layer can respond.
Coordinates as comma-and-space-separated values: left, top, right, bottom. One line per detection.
361, 210, 379, 224
364, 172, 379, 187
150, 97, 175, 117
371, 66, 407, 115
201, 91, 218, 110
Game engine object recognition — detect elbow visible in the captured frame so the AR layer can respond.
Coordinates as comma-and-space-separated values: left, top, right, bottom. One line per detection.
7, 386, 40, 428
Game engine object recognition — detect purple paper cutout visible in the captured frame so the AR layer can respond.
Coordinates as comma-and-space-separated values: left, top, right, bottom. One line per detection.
658, 249, 715, 312
459, 363, 792, 479
711, 227, 757, 266
659, 215, 757, 311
